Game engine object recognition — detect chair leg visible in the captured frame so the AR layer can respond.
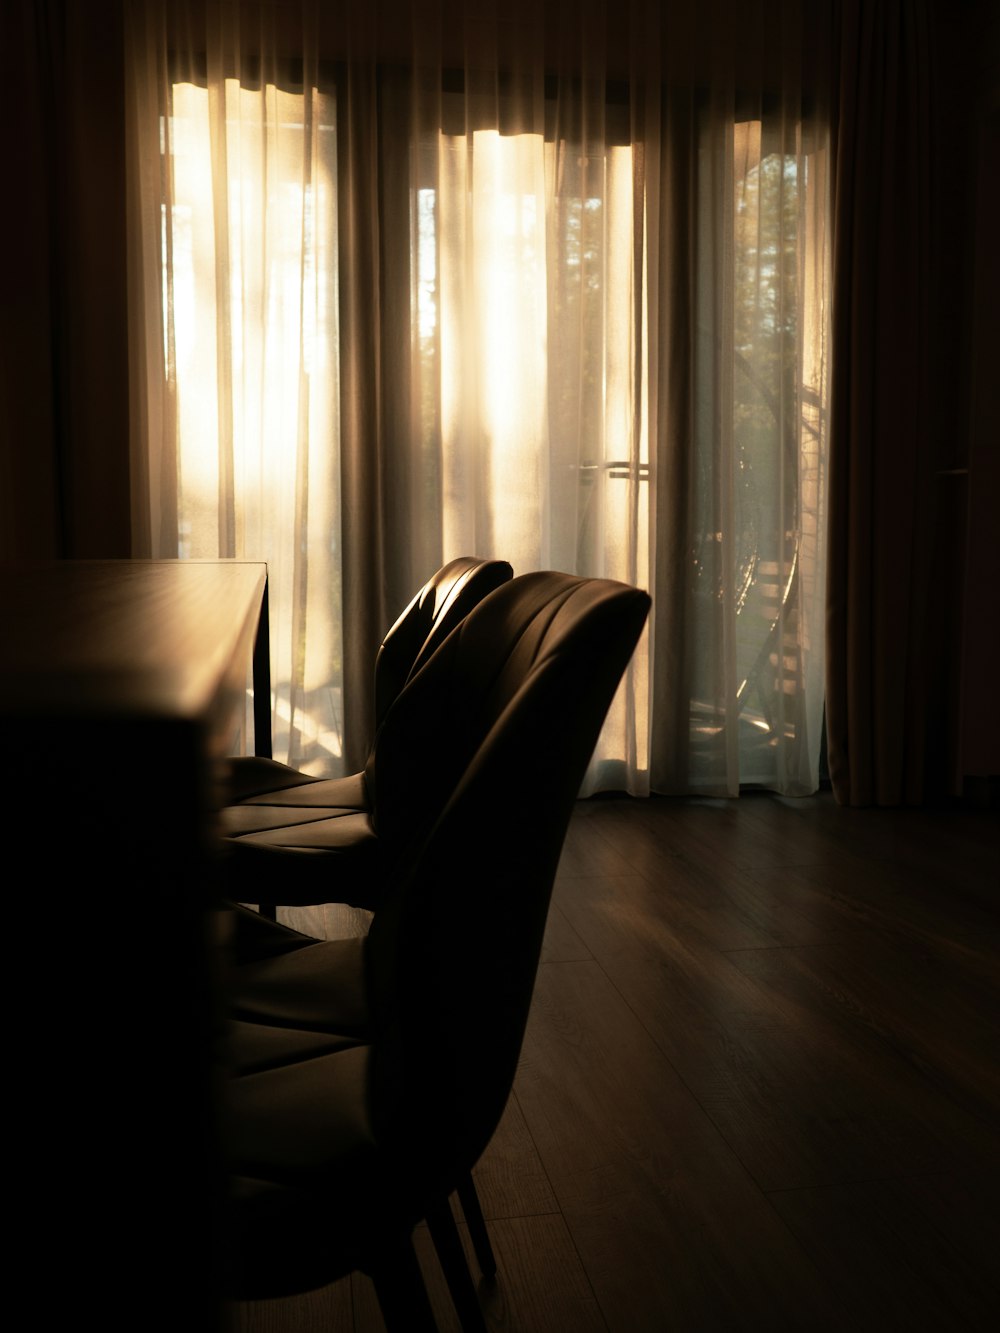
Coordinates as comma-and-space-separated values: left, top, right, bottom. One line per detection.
369, 1233, 439, 1332
425, 1197, 487, 1333
456, 1173, 496, 1279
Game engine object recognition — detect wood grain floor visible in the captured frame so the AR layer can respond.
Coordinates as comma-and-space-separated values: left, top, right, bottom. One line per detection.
224, 789, 1000, 1332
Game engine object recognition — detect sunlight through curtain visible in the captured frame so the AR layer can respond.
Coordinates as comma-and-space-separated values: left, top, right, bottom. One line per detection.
126, 0, 832, 797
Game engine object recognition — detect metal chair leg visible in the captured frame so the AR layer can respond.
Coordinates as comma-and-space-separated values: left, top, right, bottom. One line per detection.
456, 1173, 496, 1279
425, 1196, 487, 1333
370, 1234, 439, 1332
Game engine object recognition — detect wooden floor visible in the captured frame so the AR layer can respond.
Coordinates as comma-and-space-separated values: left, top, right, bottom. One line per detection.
224, 789, 1000, 1332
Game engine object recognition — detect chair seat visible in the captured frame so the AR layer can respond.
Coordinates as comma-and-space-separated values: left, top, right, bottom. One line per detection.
229, 932, 370, 1035
224, 756, 328, 802
224, 1042, 392, 1302
227, 1018, 365, 1076
222, 933, 441, 1307
222, 826, 380, 910
221, 805, 375, 843
227, 1042, 377, 1186
226, 766, 369, 810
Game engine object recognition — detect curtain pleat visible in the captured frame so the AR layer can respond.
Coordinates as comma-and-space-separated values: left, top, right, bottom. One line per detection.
826, 0, 960, 807
3, 0, 132, 561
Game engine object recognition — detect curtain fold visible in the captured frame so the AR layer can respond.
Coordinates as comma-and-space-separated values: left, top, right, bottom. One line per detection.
826, 0, 966, 806
3, 0, 132, 561
126, 0, 832, 796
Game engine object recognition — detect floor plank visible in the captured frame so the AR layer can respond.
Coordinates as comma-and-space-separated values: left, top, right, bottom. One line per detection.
515, 958, 851, 1331
223, 790, 1000, 1331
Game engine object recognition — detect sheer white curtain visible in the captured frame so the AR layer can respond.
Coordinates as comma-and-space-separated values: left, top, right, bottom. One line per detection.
126, 0, 343, 771
126, 0, 831, 797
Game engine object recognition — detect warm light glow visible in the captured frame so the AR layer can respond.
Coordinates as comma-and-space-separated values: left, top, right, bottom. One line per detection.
431, 128, 651, 778
164, 80, 342, 769
439, 130, 549, 559
157, 74, 827, 794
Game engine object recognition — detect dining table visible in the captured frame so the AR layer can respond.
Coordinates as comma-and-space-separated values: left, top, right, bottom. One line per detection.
1, 558, 271, 1330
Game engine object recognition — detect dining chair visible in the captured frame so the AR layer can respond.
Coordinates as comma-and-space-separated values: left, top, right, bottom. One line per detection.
221, 556, 512, 1318
221, 555, 513, 918
218, 571, 651, 1330
222, 902, 497, 1329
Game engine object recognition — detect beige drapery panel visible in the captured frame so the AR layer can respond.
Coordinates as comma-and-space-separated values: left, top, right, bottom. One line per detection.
125, 0, 832, 797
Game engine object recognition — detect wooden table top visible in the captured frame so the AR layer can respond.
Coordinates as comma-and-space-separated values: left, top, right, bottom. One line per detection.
1, 558, 268, 723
